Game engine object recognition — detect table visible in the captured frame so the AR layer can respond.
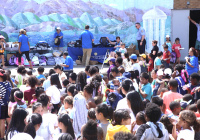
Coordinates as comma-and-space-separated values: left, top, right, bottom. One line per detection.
68, 47, 115, 63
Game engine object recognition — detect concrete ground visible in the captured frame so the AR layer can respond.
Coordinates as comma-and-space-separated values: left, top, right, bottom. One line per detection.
7, 64, 109, 76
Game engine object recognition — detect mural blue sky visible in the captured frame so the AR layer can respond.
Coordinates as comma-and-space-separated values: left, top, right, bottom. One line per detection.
25, 0, 173, 10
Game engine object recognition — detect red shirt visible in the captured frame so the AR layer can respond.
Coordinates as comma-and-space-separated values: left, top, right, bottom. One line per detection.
24, 89, 35, 105
148, 59, 154, 72
163, 50, 171, 64
172, 44, 181, 58
195, 112, 200, 118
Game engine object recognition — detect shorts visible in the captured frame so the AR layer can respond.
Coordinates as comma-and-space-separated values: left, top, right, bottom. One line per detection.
195, 40, 200, 50
0, 105, 9, 119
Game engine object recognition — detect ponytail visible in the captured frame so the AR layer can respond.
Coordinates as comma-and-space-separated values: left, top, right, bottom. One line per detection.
154, 123, 164, 138
193, 119, 200, 132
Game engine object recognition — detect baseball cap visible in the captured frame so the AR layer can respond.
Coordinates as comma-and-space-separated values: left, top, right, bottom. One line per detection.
0, 35, 5, 39
130, 54, 137, 60
164, 68, 172, 76
180, 100, 192, 110
166, 35, 170, 38
157, 69, 163, 76
56, 27, 61, 30
122, 72, 131, 79
109, 58, 115, 63
139, 54, 146, 59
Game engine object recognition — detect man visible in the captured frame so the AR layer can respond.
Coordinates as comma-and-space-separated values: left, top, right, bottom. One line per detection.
135, 22, 146, 54
61, 51, 73, 70
79, 25, 94, 66
54, 27, 64, 50
107, 36, 122, 52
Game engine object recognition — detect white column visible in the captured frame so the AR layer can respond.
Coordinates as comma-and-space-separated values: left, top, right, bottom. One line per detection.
143, 19, 147, 32
160, 19, 166, 52
147, 19, 153, 53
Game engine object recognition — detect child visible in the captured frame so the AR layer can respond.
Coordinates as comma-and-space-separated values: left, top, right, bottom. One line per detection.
0, 35, 6, 69
151, 69, 158, 89
148, 53, 154, 73
60, 79, 69, 95
172, 38, 182, 67
96, 104, 113, 140
88, 108, 96, 121
119, 43, 127, 54
30, 87, 44, 106
13, 91, 27, 109
122, 53, 131, 72
106, 109, 131, 140
139, 72, 152, 101
162, 45, 171, 68
160, 115, 173, 136
130, 54, 141, 75
151, 96, 164, 117
63, 96, 73, 114
135, 111, 146, 125
107, 36, 122, 53
94, 96, 102, 106
113, 79, 120, 92
169, 101, 181, 120
36, 66, 46, 80
107, 58, 115, 79
172, 110, 200, 140
163, 35, 172, 52
26, 69, 33, 77
139, 54, 147, 73
153, 69, 166, 96
15, 66, 26, 88
103, 76, 109, 85
159, 88, 168, 98
154, 51, 163, 69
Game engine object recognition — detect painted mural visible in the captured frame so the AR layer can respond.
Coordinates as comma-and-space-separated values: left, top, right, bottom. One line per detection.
0, 0, 173, 51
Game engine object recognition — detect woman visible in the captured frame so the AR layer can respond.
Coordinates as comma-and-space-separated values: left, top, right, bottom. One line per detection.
54, 65, 67, 87
46, 74, 62, 113
24, 113, 43, 140
151, 40, 159, 61
185, 47, 199, 75
18, 29, 33, 69
76, 71, 87, 91
6, 108, 28, 140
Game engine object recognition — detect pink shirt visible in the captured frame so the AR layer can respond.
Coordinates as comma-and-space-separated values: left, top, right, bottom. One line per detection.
162, 91, 183, 114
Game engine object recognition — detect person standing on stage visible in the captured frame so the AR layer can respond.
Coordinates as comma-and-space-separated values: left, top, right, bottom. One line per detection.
54, 27, 64, 51
79, 25, 94, 66
135, 22, 146, 54
18, 29, 33, 69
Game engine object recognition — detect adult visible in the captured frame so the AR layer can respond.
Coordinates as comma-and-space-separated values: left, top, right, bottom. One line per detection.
188, 16, 200, 51
79, 25, 94, 66
135, 22, 146, 54
54, 27, 64, 50
60, 51, 73, 70
18, 29, 33, 69
185, 47, 199, 75
151, 40, 159, 61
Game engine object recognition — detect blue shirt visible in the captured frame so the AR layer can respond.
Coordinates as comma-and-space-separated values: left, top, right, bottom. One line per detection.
154, 57, 162, 69
43, 79, 51, 91
79, 30, 94, 49
114, 42, 121, 52
54, 32, 64, 47
64, 56, 73, 70
36, 74, 46, 80
185, 56, 199, 75
140, 83, 152, 101
136, 26, 145, 40
18, 34, 29, 52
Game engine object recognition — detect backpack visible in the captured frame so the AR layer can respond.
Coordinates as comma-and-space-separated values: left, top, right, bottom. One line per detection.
15, 57, 24, 66
32, 56, 39, 66
47, 57, 56, 65
39, 56, 47, 66
55, 36, 61, 46
9, 55, 17, 65
170, 52, 176, 63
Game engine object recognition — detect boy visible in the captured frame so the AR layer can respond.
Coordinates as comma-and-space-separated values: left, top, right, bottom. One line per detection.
148, 53, 154, 72
151, 96, 164, 117
107, 58, 115, 79
69, 73, 77, 84
162, 79, 183, 114
36, 66, 46, 79
61, 51, 73, 70
130, 54, 141, 75
169, 101, 181, 117
154, 51, 163, 69
107, 36, 122, 52
0, 35, 6, 69
172, 38, 182, 67
60, 79, 69, 95
162, 45, 171, 68
119, 43, 127, 54
139, 72, 152, 101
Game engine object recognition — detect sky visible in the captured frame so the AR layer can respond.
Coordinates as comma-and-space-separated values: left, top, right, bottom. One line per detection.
25, 0, 173, 10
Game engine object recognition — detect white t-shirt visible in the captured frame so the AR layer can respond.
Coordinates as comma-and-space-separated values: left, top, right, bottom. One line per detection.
34, 135, 44, 140
59, 72, 67, 87
119, 48, 127, 54
177, 127, 195, 140
8, 130, 18, 140
132, 63, 141, 75
46, 85, 60, 104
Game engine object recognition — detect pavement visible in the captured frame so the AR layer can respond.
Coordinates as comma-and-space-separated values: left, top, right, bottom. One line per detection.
7, 64, 109, 76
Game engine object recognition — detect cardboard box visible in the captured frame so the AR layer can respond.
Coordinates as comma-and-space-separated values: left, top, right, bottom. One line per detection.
76, 60, 82, 65
89, 61, 98, 65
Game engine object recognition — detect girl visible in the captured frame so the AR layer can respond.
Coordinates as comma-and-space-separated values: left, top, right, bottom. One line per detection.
172, 38, 183, 67
163, 35, 172, 52
139, 54, 147, 73
37, 93, 57, 140
6, 108, 28, 140
54, 65, 67, 87
96, 104, 113, 140
24, 113, 43, 140
14, 91, 27, 109
30, 87, 44, 106
151, 69, 158, 89
8, 88, 20, 117
15, 65, 26, 88
172, 110, 200, 140
59, 96, 73, 115
67, 84, 78, 97
32, 102, 44, 116
122, 53, 131, 72
76, 71, 87, 91
46, 73, 62, 113
54, 114, 75, 140
83, 84, 96, 109
106, 109, 131, 140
